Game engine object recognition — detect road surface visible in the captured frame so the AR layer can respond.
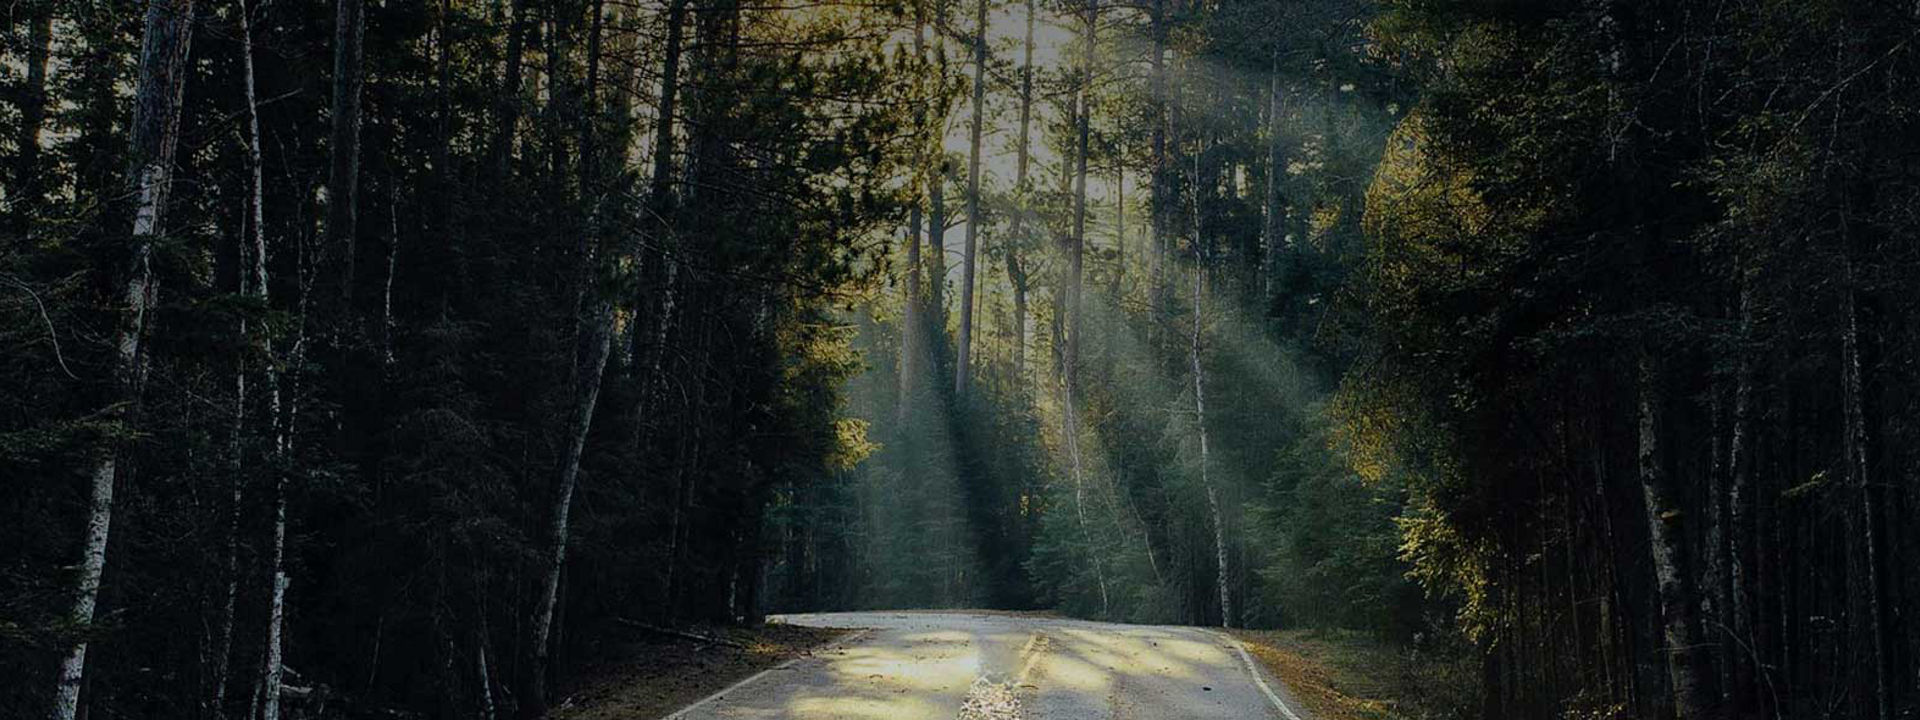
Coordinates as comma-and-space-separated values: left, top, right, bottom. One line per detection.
665, 611, 1309, 720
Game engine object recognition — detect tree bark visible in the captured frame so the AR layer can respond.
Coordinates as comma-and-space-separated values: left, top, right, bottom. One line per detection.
633, 0, 689, 441
1111, 170, 1123, 297
12, 2, 53, 227
1002, 0, 1035, 384
1841, 246, 1891, 720
221, 3, 288, 716
955, 0, 988, 397
492, 0, 531, 178
1725, 269, 1754, 708
1636, 351, 1714, 719
53, 3, 195, 719
527, 300, 615, 715
1192, 261, 1229, 628
1261, 45, 1283, 299
1067, 0, 1091, 411
328, 0, 367, 304
528, 4, 619, 711
927, 0, 949, 334
900, 0, 928, 421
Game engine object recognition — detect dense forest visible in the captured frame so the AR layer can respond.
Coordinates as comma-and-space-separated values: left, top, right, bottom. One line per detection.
3, 0, 1917, 718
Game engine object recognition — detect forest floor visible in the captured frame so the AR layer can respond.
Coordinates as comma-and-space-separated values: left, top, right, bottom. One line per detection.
549, 620, 850, 719
1232, 629, 1480, 720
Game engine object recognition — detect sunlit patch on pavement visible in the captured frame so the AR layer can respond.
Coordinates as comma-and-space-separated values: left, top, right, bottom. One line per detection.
957, 675, 1026, 720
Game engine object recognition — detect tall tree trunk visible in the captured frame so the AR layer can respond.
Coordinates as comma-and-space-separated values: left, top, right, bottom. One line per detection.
1192, 260, 1229, 628
633, 0, 689, 441
223, 3, 287, 716
1067, 0, 1091, 410
1063, 0, 1108, 618
528, 4, 617, 710
1008, 254, 1026, 383
1148, 0, 1166, 300
955, 0, 988, 397
12, 2, 53, 228
328, 0, 366, 305
1111, 170, 1123, 297
1002, 0, 1035, 384
1636, 351, 1714, 719
526, 300, 613, 716
53, 4, 195, 719
927, 0, 948, 335
1261, 45, 1282, 300
900, 0, 928, 421
492, 0, 532, 177
1726, 269, 1755, 708
1841, 245, 1892, 720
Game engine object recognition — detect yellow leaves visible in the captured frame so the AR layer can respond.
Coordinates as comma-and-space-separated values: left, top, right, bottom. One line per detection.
1328, 380, 1402, 487
831, 417, 877, 469
1363, 111, 1544, 307
1394, 498, 1497, 642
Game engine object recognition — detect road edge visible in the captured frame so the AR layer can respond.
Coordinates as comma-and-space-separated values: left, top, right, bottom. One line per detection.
1213, 629, 1309, 720
660, 627, 873, 719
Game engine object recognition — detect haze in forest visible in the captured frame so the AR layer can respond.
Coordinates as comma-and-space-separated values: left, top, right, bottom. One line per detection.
3, 1, 1918, 719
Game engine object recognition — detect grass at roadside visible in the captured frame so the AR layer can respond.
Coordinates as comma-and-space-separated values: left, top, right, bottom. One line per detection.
550, 620, 850, 719
1232, 628, 1479, 720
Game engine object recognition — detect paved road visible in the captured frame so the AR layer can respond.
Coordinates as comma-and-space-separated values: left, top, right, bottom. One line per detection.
666, 611, 1308, 720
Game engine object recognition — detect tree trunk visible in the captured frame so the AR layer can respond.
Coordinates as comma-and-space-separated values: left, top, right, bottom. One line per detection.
1148, 0, 1166, 310
1003, 0, 1035, 385
53, 3, 196, 719
955, 0, 988, 397
492, 0, 531, 177
1261, 45, 1283, 299
1067, 0, 1092, 412
1009, 255, 1026, 384
12, 2, 53, 227
222, 3, 287, 715
927, 0, 948, 334
1112, 170, 1124, 297
1636, 351, 1714, 719
900, 0, 928, 421
528, 4, 618, 710
328, 0, 366, 305
1841, 248, 1892, 720
633, 0, 689, 441
1192, 262, 1229, 628
1726, 270, 1754, 709
526, 301, 615, 715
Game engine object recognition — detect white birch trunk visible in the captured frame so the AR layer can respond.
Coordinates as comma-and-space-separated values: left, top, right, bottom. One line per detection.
242, 4, 294, 717
1636, 351, 1709, 718
1192, 264, 1230, 628
477, 629, 496, 720
530, 301, 617, 707
54, 4, 196, 718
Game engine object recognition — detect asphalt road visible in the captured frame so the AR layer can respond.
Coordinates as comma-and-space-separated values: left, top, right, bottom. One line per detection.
665, 611, 1309, 720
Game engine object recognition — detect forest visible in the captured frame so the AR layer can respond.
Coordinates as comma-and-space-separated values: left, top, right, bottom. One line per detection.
2, 0, 1917, 718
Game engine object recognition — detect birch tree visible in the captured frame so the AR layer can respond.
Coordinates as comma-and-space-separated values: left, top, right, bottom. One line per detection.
1636, 351, 1713, 718
52, 3, 196, 718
